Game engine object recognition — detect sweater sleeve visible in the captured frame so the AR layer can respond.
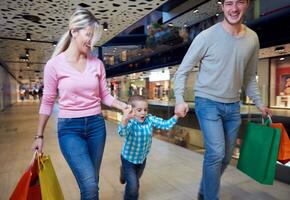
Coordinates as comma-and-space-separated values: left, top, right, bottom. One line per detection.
174, 32, 207, 104
99, 61, 115, 106
243, 36, 264, 108
39, 61, 58, 116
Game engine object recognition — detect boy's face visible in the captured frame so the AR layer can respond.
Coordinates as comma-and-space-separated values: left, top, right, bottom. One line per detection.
222, 0, 249, 25
133, 100, 148, 123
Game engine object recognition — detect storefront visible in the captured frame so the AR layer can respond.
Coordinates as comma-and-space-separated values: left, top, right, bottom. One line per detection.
270, 56, 290, 108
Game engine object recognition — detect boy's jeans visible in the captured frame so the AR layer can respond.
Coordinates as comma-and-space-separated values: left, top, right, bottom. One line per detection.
58, 114, 106, 200
121, 156, 146, 200
195, 97, 241, 200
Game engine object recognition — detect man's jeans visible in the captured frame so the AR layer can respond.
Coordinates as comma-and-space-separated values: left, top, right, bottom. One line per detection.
195, 97, 241, 200
121, 156, 146, 200
58, 114, 106, 200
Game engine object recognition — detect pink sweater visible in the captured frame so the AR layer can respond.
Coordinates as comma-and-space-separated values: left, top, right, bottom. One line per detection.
39, 52, 115, 118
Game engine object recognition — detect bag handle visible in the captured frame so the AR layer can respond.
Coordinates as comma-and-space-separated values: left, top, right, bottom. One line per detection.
262, 115, 272, 125
28, 151, 38, 166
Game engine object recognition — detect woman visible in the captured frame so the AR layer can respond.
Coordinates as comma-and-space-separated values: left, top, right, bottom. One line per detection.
32, 8, 128, 200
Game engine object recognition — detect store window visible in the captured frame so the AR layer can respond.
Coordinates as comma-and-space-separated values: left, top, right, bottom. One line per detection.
270, 56, 290, 108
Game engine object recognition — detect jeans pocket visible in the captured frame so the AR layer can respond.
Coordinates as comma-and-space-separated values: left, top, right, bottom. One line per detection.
195, 98, 220, 121
57, 118, 73, 137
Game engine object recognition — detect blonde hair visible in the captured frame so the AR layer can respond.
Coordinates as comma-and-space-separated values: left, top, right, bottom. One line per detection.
52, 8, 102, 58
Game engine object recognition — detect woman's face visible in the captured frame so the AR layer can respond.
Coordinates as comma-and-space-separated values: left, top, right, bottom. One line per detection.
72, 26, 94, 54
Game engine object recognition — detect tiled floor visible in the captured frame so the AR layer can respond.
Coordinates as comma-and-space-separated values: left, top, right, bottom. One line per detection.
0, 103, 289, 200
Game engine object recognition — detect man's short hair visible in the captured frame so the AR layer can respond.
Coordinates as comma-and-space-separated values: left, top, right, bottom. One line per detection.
128, 95, 147, 107
221, 0, 249, 3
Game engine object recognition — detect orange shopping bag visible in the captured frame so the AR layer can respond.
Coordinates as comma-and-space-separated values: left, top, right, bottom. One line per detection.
10, 152, 41, 200
270, 122, 290, 164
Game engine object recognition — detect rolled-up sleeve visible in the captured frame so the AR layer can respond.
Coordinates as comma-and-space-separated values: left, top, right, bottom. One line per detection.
39, 61, 58, 116
99, 61, 115, 106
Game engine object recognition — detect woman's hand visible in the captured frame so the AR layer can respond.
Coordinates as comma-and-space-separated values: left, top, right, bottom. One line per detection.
31, 137, 44, 153
123, 105, 134, 120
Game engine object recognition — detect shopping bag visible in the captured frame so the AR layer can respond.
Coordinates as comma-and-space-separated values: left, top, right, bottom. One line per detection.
10, 152, 41, 200
270, 122, 290, 163
237, 119, 281, 185
38, 155, 64, 200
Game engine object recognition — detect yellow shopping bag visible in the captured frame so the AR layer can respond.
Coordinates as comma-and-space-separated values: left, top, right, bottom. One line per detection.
38, 155, 65, 200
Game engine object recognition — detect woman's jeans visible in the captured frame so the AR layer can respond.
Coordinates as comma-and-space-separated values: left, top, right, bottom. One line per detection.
121, 156, 146, 200
195, 97, 241, 200
58, 114, 106, 200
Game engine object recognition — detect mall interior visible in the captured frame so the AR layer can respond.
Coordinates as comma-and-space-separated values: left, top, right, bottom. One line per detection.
0, 0, 290, 199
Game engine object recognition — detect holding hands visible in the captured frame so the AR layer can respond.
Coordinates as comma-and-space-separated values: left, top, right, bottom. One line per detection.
121, 105, 134, 126
174, 102, 189, 118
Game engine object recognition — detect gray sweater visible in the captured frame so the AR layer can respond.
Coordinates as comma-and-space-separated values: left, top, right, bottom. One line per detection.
174, 23, 263, 108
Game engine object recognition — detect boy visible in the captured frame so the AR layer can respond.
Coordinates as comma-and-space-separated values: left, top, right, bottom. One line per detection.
118, 95, 178, 200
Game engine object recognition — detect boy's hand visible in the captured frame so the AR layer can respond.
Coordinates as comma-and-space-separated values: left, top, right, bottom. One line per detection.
122, 105, 134, 125
123, 105, 132, 115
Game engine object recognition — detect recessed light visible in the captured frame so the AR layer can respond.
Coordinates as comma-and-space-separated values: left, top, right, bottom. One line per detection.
26, 33, 31, 41
103, 22, 108, 31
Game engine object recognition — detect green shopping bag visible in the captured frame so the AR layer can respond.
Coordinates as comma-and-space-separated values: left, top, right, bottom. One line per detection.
237, 119, 281, 185
38, 155, 65, 200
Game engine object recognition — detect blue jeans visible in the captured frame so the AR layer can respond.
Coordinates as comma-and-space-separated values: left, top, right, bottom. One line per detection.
195, 97, 241, 200
57, 114, 106, 200
121, 156, 146, 200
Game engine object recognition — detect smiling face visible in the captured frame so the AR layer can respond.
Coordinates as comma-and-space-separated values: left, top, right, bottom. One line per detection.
222, 0, 249, 26
72, 26, 94, 54
133, 100, 148, 123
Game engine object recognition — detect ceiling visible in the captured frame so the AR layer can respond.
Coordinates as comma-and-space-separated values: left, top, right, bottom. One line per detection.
1, 0, 290, 84
0, 0, 168, 83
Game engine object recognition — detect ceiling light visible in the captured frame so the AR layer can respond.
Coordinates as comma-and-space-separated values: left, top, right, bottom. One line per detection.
216, 13, 220, 17
184, 24, 188, 27
52, 41, 57, 46
19, 56, 29, 62
103, 22, 108, 31
168, 23, 173, 27
274, 46, 285, 54
280, 57, 285, 61
26, 33, 31, 41
217, 0, 222, 5
25, 49, 29, 57
193, 9, 199, 14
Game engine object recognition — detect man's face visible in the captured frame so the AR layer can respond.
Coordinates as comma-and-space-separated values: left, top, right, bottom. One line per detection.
133, 100, 148, 123
222, 0, 249, 25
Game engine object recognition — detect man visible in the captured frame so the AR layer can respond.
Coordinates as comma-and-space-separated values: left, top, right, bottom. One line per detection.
174, 0, 272, 199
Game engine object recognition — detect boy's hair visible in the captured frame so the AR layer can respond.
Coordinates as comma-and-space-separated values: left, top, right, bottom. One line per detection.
128, 95, 147, 107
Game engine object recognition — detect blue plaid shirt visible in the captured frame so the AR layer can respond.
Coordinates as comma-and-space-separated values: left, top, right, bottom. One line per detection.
118, 114, 177, 164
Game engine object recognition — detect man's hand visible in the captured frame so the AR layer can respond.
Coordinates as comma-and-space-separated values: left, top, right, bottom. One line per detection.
259, 106, 272, 117
174, 102, 189, 118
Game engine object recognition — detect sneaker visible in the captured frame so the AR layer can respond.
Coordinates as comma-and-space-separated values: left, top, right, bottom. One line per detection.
119, 166, 125, 184
198, 193, 204, 200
